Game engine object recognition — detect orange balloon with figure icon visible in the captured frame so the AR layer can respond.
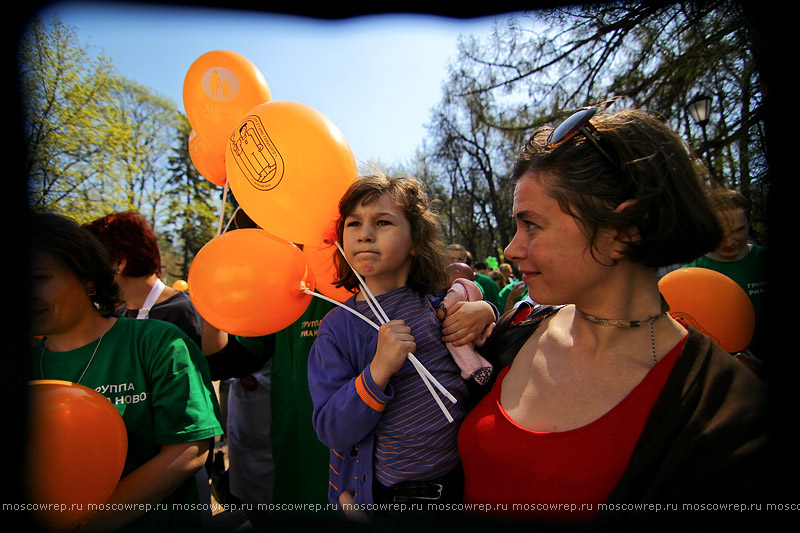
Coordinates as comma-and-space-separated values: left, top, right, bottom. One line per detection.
659, 267, 755, 352
25, 380, 128, 531
225, 100, 357, 245
183, 50, 272, 177
188, 229, 314, 336
189, 130, 227, 187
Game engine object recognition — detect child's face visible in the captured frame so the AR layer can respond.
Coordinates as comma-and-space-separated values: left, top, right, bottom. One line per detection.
343, 194, 414, 294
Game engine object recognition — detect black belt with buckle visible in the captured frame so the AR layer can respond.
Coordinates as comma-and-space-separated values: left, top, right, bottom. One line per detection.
387, 479, 444, 502
376, 465, 464, 504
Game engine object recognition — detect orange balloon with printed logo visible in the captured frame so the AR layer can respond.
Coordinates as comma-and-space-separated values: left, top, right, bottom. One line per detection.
225, 100, 357, 245
188, 229, 315, 336
659, 267, 755, 352
183, 50, 272, 179
25, 380, 128, 530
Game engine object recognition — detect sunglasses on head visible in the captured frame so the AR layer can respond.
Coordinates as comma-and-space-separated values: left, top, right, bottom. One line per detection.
545, 107, 619, 169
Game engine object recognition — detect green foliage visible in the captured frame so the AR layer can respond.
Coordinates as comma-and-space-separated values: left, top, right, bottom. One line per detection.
102, 79, 184, 223
164, 117, 232, 280
20, 16, 186, 225
20, 15, 226, 277
20, 16, 120, 220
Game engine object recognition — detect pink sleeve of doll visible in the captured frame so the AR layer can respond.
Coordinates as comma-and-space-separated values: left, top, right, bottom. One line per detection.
442, 278, 493, 384
443, 281, 471, 308
451, 278, 483, 303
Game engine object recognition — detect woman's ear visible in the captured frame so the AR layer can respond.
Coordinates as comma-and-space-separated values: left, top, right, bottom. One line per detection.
609, 200, 641, 260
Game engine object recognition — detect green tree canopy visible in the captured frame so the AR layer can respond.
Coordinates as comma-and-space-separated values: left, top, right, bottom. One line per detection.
20, 15, 119, 219
423, 1, 768, 261
164, 116, 232, 281
20, 15, 227, 279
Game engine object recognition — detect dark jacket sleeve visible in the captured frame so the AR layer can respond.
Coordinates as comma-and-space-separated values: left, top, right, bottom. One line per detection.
204, 335, 275, 381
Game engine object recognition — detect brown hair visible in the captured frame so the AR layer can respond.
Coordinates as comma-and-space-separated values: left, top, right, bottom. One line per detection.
512, 108, 722, 267
334, 174, 448, 294
31, 212, 122, 316
708, 188, 751, 214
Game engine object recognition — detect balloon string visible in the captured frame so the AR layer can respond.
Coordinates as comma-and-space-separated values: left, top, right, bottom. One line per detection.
333, 242, 456, 402
216, 181, 229, 237
303, 289, 378, 331
222, 206, 240, 235
304, 290, 454, 423
332, 241, 456, 407
333, 241, 389, 322
318, 244, 457, 415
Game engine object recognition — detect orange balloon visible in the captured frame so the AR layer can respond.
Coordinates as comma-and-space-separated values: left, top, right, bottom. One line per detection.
225, 100, 357, 245
303, 243, 355, 303
659, 267, 755, 352
188, 229, 315, 336
25, 380, 128, 530
172, 279, 189, 291
189, 130, 227, 187
183, 50, 272, 177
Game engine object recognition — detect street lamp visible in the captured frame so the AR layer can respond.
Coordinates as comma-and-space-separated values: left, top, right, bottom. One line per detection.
686, 94, 716, 181
687, 94, 712, 126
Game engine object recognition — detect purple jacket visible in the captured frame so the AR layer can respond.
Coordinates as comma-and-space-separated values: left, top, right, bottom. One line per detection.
308, 286, 470, 508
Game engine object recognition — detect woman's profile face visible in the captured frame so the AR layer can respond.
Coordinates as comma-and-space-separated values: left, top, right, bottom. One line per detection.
504, 171, 613, 306
30, 251, 96, 337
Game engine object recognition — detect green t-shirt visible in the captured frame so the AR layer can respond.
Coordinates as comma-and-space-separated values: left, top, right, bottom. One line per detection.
270, 296, 335, 508
498, 281, 528, 314
684, 244, 769, 358
33, 317, 223, 531
474, 273, 500, 307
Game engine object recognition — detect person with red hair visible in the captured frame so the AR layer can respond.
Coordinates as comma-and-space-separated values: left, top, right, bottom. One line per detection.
83, 211, 202, 348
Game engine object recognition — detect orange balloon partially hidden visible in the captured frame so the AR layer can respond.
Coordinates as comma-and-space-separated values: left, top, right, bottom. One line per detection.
188, 229, 315, 336
659, 267, 755, 352
25, 380, 128, 531
226, 100, 357, 245
189, 130, 227, 187
183, 50, 272, 180
303, 243, 354, 303
172, 279, 189, 291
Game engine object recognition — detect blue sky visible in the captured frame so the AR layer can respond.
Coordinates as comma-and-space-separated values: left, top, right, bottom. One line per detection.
37, 2, 516, 168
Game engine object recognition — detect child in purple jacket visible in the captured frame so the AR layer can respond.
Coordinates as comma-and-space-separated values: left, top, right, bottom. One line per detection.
308, 174, 495, 515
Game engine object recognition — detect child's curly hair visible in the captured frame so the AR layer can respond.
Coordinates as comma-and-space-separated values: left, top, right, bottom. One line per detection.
333, 173, 448, 295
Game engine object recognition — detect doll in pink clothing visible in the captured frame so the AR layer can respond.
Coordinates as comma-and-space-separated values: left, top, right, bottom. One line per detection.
438, 263, 494, 385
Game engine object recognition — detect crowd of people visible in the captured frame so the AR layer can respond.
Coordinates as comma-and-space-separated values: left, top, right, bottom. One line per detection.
26, 105, 771, 531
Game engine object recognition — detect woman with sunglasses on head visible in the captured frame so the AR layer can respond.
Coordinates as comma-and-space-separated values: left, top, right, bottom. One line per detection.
457, 108, 770, 527
29, 212, 223, 532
